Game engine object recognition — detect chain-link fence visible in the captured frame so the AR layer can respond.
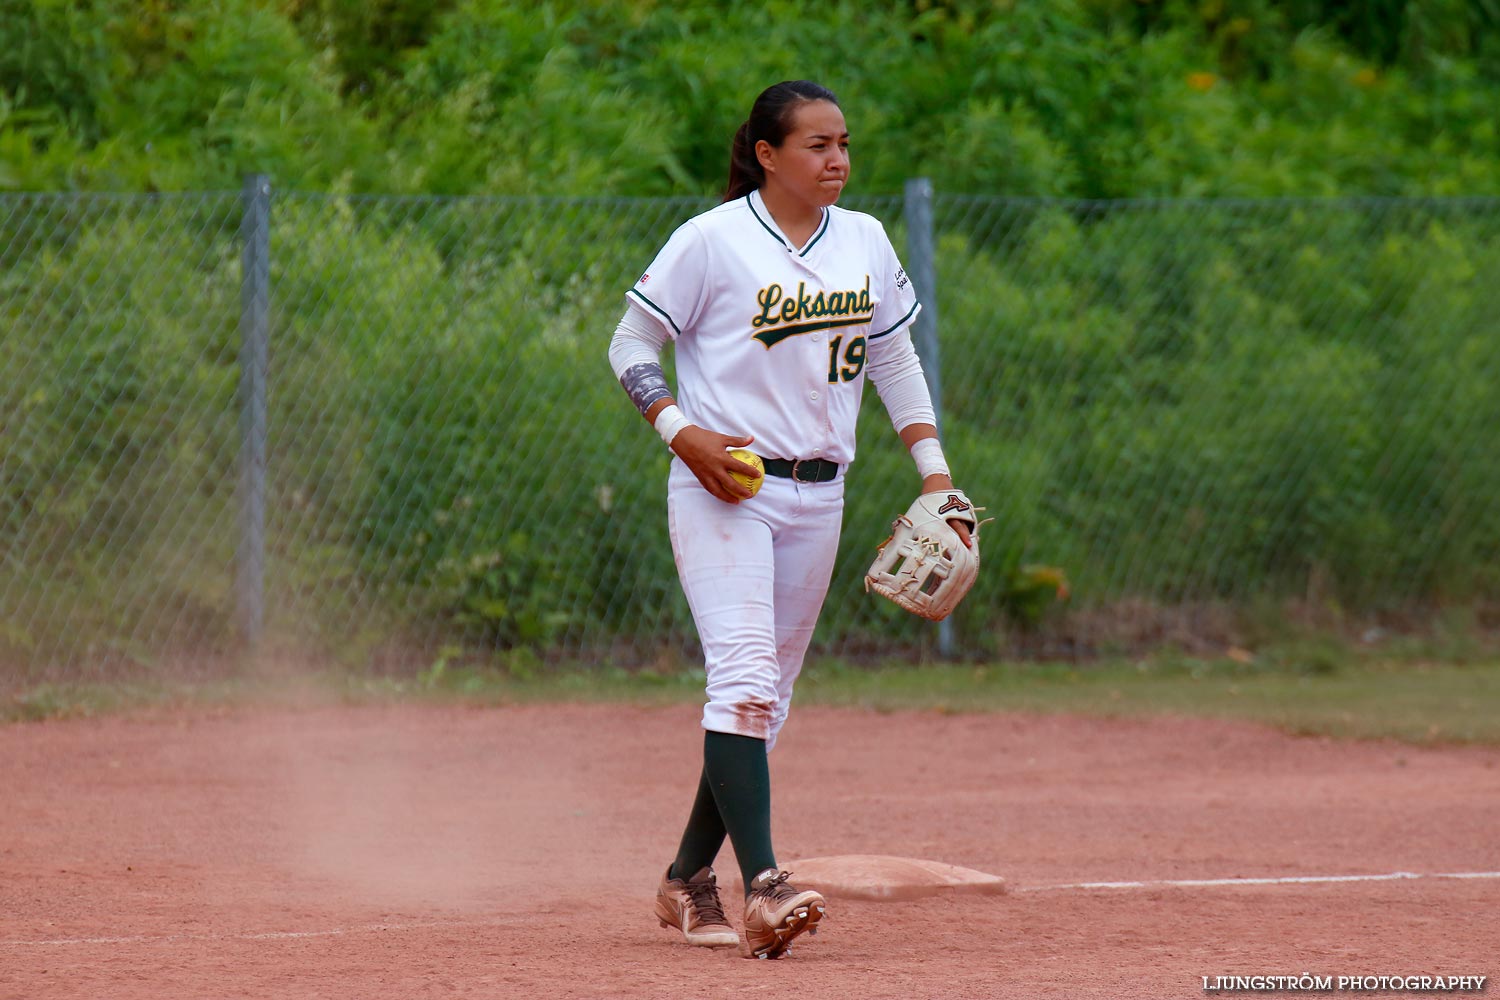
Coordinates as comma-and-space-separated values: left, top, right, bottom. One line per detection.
4, 186, 1500, 684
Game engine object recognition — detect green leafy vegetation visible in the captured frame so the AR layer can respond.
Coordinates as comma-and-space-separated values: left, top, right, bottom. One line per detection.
4, 2, 1500, 672
2, 0, 1499, 196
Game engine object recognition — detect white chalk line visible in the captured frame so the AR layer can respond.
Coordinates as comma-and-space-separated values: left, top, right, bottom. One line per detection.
4, 871, 1497, 948
1019, 870, 1500, 892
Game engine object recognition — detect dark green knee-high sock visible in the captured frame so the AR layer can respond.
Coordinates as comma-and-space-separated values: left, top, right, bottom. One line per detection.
702, 730, 776, 897
669, 766, 727, 881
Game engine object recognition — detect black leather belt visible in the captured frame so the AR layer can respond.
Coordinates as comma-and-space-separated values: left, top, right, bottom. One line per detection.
761, 457, 841, 483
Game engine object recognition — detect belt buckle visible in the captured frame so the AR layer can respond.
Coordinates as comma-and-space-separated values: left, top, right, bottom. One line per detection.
791, 459, 810, 482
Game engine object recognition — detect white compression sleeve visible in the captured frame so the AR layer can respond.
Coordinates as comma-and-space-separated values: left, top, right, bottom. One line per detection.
866, 331, 936, 432
608, 303, 672, 379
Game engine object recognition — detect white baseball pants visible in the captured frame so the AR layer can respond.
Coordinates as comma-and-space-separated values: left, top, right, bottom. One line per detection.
667, 459, 845, 751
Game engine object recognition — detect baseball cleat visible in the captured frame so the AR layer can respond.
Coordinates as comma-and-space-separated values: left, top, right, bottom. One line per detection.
654, 865, 740, 948
743, 869, 826, 959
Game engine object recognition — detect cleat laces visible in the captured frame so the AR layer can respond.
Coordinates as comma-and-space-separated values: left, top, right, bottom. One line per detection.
685, 877, 729, 925
752, 870, 800, 903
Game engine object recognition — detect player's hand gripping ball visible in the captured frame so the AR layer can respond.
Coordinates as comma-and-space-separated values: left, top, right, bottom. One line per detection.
728, 448, 764, 498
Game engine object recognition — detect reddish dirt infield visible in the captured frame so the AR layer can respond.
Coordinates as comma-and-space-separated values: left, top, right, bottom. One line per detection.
2, 702, 1497, 999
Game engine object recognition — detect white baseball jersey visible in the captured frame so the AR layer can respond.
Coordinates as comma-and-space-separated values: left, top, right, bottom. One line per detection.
626, 188, 921, 467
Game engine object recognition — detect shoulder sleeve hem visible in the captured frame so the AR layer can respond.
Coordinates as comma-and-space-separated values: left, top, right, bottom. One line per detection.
870, 300, 921, 340
625, 288, 682, 338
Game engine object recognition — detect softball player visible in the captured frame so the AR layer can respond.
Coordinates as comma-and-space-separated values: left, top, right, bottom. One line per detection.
609, 80, 969, 959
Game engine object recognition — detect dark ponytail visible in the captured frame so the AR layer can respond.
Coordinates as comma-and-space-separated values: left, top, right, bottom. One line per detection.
722, 80, 840, 203
725, 121, 759, 203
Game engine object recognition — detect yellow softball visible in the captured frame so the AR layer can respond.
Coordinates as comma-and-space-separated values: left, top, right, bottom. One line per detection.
728, 448, 764, 497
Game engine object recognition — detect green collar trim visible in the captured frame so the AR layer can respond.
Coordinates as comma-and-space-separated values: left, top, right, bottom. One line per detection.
746, 192, 829, 257
799, 210, 830, 257
745, 194, 784, 248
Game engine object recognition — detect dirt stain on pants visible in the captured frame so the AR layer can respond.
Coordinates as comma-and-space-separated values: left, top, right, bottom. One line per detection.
732, 699, 775, 742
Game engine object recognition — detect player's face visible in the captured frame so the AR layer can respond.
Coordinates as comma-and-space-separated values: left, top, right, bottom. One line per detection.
759, 100, 850, 209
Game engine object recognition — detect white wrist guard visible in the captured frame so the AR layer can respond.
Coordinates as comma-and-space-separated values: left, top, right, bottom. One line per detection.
910, 437, 950, 479
654, 405, 690, 447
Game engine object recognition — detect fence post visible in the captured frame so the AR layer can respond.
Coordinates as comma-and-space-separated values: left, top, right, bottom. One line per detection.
237, 174, 270, 648
903, 177, 954, 658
